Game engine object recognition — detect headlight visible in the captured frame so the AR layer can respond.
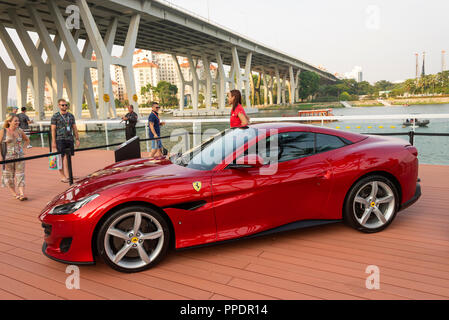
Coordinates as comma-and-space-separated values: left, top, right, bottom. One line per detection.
49, 194, 100, 215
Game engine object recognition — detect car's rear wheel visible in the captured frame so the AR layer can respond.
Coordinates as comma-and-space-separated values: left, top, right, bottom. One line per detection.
344, 175, 399, 233
97, 206, 170, 273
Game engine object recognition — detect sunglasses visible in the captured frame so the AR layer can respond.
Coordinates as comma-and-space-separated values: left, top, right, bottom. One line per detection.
60, 104, 68, 107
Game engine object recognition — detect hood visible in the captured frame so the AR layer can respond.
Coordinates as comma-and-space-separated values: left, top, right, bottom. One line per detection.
44, 157, 189, 210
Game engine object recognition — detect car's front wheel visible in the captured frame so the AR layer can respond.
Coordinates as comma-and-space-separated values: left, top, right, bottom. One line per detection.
97, 206, 170, 273
344, 175, 399, 233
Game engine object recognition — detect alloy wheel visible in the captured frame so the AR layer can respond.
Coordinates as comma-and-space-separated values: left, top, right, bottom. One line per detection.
353, 181, 396, 229
104, 211, 164, 270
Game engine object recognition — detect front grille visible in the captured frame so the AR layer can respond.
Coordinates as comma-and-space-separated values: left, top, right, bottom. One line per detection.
42, 223, 52, 236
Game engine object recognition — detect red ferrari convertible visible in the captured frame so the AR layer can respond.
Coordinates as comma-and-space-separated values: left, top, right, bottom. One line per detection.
39, 123, 421, 273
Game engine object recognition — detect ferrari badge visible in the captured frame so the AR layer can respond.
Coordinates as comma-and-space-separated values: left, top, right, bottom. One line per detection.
193, 181, 202, 192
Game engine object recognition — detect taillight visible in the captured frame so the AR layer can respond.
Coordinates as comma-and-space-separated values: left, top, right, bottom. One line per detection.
406, 146, 418, 157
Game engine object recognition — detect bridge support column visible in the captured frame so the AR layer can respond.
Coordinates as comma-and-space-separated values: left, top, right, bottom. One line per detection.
28, 5, 71, 114
9, 9, 49, 120
215, 51, 226, 111
289, 66, 296, 104
172, 54, 185, 112
231, 47, 242, 95
295, 70, 301, 103
80, 40, 98, 119
187, 53, 199, 112
0, 56, 14, 121
115, 13, 141, 116
231, 47, 253, 107
76, 0, 117, 119
281, 76, 287, 105
275, 67, 281, 105
216, 50, 231, 111
262, 71, 268, 106
49, 0, 97, 119
243, 52, 253, 107
201, 53, 212, 111
0, 27, 32, 112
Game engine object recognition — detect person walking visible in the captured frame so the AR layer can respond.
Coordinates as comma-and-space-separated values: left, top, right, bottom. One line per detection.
122, 104, 138, 141
50, 99, 80, 183
228, 90, 249, 128
1, 114, 30, 201
18, 107, 33, 148
148, 102, 165, 158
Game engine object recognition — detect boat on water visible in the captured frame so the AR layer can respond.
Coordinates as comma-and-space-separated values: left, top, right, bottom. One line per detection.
403, 118, 430, 127
295, 109, 336, 124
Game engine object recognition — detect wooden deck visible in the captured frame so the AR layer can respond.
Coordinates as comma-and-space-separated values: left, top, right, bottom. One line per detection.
1, 147, 449, 300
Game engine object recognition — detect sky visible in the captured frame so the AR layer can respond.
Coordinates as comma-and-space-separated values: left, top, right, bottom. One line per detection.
166, 0, 449, 82
1, 0, 449, 102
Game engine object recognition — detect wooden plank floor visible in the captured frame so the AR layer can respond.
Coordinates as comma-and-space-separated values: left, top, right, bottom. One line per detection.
1, 147, 449, 300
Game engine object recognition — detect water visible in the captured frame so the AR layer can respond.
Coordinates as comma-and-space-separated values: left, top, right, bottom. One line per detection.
29, 104, 449, 165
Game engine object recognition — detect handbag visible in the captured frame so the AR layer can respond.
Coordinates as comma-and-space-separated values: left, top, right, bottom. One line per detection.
49, 154, 63, 170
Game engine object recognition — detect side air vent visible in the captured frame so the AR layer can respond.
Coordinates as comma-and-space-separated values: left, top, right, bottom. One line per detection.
164, 200, 207, 211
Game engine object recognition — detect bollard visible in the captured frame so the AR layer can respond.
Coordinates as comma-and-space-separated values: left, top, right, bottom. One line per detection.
408, 131, 415, 146
40, 123, 44, 148
105, 123, 109, 151
66, 148, 74, 186
48, 131, 52, 153
145, 122, 150, 153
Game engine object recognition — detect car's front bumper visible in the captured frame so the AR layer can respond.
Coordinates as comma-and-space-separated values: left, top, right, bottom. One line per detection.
42, 242, 95, 265
39, 195, 113, 265
400, 182, 421, 212
40, 214, 97, 264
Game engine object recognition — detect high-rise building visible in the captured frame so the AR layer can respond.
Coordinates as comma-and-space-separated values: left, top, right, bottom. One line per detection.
133, 59, 160, 104
343, 66, 363, 83
151, 52, 183, 90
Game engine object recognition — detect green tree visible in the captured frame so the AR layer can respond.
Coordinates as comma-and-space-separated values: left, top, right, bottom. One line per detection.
151, 81, 179, 106
298, 71, 320, 102
339, 91, 351, 101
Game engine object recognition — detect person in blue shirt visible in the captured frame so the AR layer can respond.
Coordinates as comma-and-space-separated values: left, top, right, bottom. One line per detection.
148, 102, 165, 158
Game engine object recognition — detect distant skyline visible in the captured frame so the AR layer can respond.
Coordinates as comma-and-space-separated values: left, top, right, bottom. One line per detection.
1, 0, 448, 103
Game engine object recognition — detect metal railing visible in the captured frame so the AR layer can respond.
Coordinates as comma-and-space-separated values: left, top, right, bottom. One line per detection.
3, 113, 449, 186
33, 113, 449, 148
0, 133, 191, 186
27, 130, 52, 152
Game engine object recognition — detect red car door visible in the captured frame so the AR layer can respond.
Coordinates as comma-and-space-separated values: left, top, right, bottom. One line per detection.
211, 131, 334, 242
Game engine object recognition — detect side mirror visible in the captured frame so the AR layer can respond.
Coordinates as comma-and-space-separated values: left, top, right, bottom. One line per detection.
228, 154, 264, 169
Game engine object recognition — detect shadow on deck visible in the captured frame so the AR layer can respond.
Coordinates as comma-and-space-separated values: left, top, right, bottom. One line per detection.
0, 148, 448, 300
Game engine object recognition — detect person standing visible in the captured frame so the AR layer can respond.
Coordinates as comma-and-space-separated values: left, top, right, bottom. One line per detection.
9, 106, 18, 117
228, 90, 249, 128
122, 104, 138, 141
51, 99, 80, 183
1, 114, 30, 201
148, 102, 165, 158
18, 107, 33, 148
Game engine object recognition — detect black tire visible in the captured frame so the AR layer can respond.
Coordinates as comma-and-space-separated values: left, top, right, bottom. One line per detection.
96, 205, 170, 273
343, 175, 399, 233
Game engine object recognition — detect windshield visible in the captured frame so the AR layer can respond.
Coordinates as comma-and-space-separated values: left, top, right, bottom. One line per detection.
171, 127, 258, 171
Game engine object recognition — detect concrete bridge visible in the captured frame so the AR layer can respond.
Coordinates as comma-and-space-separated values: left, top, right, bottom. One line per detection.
0, 0, 337, 120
